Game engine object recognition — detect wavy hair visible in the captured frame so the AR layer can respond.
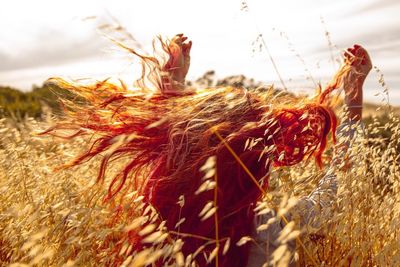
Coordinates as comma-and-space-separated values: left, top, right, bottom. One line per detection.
42, 36, 350, 266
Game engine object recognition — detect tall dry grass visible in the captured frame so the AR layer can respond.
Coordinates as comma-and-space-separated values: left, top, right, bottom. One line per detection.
1, 4, 399, 265
0, 101, 399, 266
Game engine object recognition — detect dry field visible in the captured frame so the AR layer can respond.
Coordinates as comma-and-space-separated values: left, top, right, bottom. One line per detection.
0, 103, 399, 266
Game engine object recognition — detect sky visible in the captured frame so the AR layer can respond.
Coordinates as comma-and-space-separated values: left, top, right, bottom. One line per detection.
0, 0, 399, 104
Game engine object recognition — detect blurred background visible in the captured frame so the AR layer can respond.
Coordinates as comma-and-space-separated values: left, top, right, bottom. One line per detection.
0, 0, 399, 105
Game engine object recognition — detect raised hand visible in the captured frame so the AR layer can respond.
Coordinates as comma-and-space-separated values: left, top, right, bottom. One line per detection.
162, 34, 192, 84
344, 44, 372, 83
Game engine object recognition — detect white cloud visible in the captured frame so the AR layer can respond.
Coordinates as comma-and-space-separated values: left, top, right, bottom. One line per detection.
0, 0, 399, 104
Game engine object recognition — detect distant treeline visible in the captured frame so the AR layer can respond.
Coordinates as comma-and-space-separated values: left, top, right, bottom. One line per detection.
0, 71, 269, 120
0, 83, 75, 119
0, 72, 397, 126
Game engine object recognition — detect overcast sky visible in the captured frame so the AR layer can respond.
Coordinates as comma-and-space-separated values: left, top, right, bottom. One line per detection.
0, 0, 399, 104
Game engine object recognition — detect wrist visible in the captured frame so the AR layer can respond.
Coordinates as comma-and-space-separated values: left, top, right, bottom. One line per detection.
345, 105, 363, 121
161, 73, 186, 93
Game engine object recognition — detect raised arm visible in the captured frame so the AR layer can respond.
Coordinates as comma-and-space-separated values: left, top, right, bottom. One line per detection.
343, 44, 372, 122
295, 45, 372, 231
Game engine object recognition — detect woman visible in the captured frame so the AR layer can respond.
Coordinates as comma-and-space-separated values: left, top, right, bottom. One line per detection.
44, 34, 371, 266
160, 35, 372, 266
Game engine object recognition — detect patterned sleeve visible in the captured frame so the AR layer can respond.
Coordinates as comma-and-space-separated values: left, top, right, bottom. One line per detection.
248, 120, 365, 267
293, 120, 365, 232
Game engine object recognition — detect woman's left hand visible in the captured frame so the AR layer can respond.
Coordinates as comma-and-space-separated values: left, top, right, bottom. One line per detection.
342, 44, 372, 120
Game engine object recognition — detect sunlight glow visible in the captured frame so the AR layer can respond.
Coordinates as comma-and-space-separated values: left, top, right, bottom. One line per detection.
0, 0, 399, 104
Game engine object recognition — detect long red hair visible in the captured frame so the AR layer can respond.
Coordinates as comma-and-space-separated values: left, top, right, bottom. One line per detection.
42, 36, 349, 266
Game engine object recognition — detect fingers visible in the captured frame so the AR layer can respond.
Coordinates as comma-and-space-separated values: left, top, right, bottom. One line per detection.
357, 47, 371, 66
344, 44, 363, 59
353, 45, 372, 70
169, 34, 192, 60
347, 45, 360, 65
344, 44, 371, 69
182, 41, 192, 57
172, 34, 189, 46
344, 45, 357, 64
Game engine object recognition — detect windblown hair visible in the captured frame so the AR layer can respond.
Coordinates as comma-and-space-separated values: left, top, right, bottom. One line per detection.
42, 36, 350, 266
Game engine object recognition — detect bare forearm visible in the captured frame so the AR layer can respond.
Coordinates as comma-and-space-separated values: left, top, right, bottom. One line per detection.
344, 77, 364, 121
343, 44, 371, 122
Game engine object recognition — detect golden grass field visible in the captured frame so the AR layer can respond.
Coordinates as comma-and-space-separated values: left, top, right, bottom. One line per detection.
0, 101, 400, 266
